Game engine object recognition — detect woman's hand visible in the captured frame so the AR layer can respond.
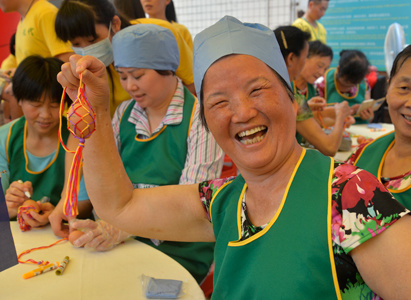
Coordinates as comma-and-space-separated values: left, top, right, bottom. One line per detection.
57, 55, 110, 114
307, 96, 326, 112
5, 180, 33, 219
359, 107, 374, 121
70, 219, 131, 251
21, 202, 55, 228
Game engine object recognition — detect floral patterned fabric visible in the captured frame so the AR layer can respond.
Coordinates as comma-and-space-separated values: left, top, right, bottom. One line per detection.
199, 163, 409, 298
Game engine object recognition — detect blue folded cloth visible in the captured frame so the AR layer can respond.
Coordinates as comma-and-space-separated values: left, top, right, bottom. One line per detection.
146, 278, 183, 299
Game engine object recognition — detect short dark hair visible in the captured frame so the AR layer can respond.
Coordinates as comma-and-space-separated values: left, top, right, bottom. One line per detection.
55, 0, 129, 42
113, 0, 145, 22
12, 56, 66, 104
199, 66, 294, 131
337, 50, 370, 84
389, 44, 411, 85
9, 33, 15, 56
307, 40, 333, 59
274, 26, 311, 60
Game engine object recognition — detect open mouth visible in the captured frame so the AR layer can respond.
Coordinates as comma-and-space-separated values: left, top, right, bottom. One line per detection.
236, 126, 267, 145
403, 114, 411, 122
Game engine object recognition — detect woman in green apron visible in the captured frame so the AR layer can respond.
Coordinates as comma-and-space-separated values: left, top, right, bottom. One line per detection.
58, 16, 411, 299
275, 31, 353, 156
347, 45, 411, 209
316, 49, 374, 124
1, 56, 69, 225
66, 24, 223, 284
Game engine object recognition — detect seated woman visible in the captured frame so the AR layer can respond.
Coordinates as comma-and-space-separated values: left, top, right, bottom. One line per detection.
0, 56, 69, 224
55, 0, 131, 117
54, 24, 223, 284
347, 45, 411, 209
316, 49, 374, 123
58, 16, 411, 298
274, 27, 352, 156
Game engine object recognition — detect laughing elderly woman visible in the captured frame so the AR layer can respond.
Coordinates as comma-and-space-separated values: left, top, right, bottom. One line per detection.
58, 16, 411, 299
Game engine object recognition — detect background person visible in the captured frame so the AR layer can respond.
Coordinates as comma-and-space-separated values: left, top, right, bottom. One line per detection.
292, 0, 329, 43
0, 56, 69, 224
347, 44, 411, 209
55, 0, 131, 117
316, 49, 373, 124
52, 24, 224, 284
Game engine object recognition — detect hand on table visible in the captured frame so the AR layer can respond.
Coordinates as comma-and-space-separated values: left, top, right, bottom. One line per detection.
6, 180, 33, 219
21, 202, 55, 227
70, 219, 132, 251
49, 199, 72, 238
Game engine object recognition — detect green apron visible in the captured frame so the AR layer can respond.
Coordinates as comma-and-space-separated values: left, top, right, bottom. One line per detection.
210, 149, 340, 299
7, 116, 69, 206
119, 87, 214, 283
324, 68, 367, 124
354, 131, 410, 209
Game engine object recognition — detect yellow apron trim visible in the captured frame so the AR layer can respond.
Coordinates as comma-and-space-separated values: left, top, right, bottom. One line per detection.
135, 125, 167, 142
334, 70, 359, 100
209, 179, 235, 224
326, 157, 342, 300
23, 121, 60, 175
377, 138, 411, 194
5, 120, 17, 164
187, 97, 197, 138
228, 148, 307, 247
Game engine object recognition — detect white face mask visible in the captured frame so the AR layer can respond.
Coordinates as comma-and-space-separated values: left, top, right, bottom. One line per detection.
72, 24, 114, 67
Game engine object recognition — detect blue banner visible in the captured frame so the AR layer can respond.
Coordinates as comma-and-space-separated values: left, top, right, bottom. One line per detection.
322, 0, 411, 71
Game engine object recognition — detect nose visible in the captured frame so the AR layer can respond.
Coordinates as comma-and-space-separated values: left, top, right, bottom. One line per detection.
126, 77, 138, 92
231, 96, 258, 124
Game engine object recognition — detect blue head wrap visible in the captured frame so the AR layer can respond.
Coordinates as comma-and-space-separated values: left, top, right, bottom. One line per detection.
193, 16, 290, 102
113, 24, 179, 72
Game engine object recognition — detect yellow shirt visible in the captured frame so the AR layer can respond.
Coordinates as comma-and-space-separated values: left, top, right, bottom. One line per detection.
0, 54, 17, 70
130, 18, 194, 85
171, 21, 193, 50
15, 0, 72, 64
107, 64, 131, 118
292, 18, 327, 44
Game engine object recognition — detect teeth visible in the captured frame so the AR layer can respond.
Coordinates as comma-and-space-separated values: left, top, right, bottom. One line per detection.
404, 115, 411, 121
238, 126, 267, 137
240, 134, 266, 145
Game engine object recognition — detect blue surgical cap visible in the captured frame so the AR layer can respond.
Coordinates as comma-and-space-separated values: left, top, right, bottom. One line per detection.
193, 16, 290, 102
113, 24, 180, 72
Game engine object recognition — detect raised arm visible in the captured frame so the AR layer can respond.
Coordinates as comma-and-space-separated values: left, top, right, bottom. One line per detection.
57, 55, 214, 242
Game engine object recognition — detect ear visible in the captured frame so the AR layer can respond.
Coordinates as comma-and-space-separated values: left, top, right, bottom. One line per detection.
286, 52, 295, 68
165, 0, 172, 5
111, 15, 122, 35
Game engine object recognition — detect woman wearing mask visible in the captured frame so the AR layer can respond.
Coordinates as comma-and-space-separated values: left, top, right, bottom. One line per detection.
55, 0, 130, 117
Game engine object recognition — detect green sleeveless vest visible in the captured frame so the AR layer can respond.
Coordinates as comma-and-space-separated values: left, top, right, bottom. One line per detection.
292, 81, 316, 144
354, 131, 410, 209
119, 87, 194, 186
324, 68, 367, 124
119, 87, 214, 283
7, 117, 69, 206
210, 149, 341, 299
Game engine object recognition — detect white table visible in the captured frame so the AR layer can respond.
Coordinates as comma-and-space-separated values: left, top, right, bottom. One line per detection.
333, 123, 394, 162
0, 222, 205, 300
